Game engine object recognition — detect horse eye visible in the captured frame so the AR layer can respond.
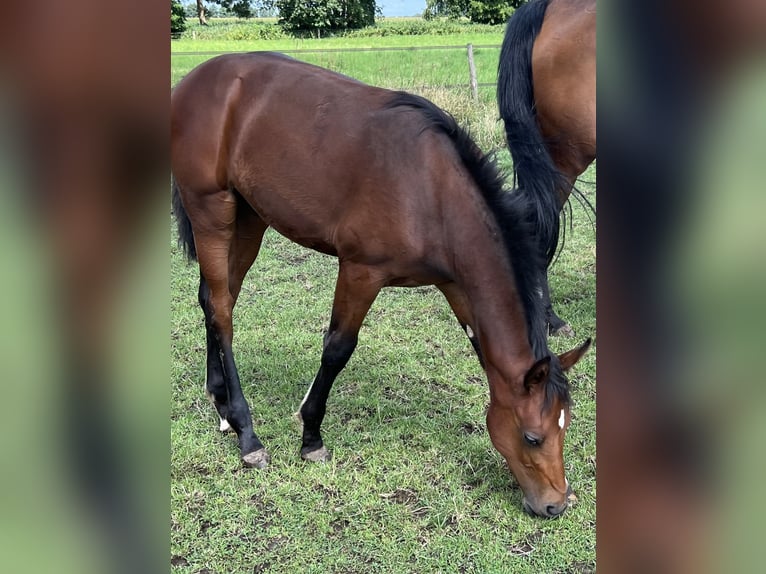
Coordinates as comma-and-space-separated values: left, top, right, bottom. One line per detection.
523, 433, 542, 447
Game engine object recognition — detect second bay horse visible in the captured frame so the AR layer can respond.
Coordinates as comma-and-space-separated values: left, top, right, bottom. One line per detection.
498, 0, 596, 336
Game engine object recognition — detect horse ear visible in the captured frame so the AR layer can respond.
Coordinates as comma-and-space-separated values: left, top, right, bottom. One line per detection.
558, 338, 592, 372
524, 356, 551, 392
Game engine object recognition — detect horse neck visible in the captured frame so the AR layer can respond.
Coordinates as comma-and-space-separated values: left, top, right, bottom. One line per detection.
443, 190, 537, 388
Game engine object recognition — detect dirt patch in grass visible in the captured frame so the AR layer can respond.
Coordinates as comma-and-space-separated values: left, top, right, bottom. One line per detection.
460, 421, 484, 434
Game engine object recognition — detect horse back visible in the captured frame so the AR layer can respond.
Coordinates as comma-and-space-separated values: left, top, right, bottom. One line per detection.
172, 53, 458, 283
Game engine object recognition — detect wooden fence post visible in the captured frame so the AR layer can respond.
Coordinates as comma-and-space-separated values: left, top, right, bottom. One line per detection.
467, 43, 478, 102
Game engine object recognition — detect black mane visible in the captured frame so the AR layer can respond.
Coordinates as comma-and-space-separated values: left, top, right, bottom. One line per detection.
384, 91, 570, 407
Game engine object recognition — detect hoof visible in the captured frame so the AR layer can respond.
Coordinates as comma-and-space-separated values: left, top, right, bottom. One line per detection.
242, 448, 271, 469
301, 446, 332, 463
550, 323, 575, 338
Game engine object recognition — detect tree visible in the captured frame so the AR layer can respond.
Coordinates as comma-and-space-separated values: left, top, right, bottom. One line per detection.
277, 0, 377, 36
171, 0, 188, 36
467, 0, 517, 24
196, 0, 208, 24
424, 0, 524, 24
215, 0, 259, 18
195, 1, 274, 22
230, 0, 254, 18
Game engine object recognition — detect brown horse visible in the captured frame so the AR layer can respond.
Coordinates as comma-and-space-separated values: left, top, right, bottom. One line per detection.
498, 0, 596, 336
171, 52, 590, 517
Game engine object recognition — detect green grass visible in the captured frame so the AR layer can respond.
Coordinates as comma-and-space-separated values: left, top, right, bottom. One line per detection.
171, 21, 596, 574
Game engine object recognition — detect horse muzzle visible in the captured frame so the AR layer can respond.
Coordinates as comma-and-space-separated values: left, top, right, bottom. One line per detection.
522, 483, 574, 518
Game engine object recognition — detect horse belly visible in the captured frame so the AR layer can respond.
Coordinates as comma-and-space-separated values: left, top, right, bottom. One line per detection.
233, 176, 342, 256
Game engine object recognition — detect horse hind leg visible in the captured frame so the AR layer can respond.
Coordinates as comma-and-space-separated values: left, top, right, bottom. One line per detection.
202, 210, 268, 434
199, 277, 233, 432
540, 271, 575, 337
298, 262, 383, 462
545, 171, 579, 338
208, 196, 269, 433
193, 188, 270, 468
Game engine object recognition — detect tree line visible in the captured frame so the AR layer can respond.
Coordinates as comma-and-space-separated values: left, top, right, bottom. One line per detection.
172, 0, 526, 36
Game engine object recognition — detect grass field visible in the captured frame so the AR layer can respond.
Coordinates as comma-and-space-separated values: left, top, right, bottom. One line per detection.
171, 18, 596, 574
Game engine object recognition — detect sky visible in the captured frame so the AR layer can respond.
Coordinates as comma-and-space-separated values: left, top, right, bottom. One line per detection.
378, 0, 427, 17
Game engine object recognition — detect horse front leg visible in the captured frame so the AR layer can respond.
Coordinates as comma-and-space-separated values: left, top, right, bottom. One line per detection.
297, 262, 383, 462
438, 282, 485, 368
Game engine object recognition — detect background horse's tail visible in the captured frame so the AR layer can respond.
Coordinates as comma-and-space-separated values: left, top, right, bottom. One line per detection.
171, 176, 197, 262
498, 0, 568, 265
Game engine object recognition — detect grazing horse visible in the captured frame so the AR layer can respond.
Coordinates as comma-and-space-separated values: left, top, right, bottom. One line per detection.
498, 0, 596, 336
171, 52, 590, 517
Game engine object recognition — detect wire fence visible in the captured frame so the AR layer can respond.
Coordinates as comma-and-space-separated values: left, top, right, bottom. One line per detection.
171, 44, 502, 94
171, 44, 501, 56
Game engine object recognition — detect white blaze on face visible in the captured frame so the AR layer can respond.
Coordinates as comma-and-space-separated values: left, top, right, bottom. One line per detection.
558, 408, 566, 430
465, 325, 474, 339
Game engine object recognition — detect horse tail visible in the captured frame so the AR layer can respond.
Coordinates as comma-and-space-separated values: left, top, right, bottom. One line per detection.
171, 176, 197, 262
497, 0, 568, 265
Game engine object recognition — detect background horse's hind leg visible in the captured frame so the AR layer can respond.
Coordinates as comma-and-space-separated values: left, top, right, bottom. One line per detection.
541, 271, 574, 337
193, 189, 269, 468
543, 172, 582, 338
298, 262, 383, 462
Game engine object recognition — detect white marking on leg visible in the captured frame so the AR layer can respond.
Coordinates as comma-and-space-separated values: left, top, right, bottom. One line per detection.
558, 408, 566, 430
465, 325, 474, 339
298, 379, 315, 411
295, 379, 316, 424
219, 417, 232, 432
